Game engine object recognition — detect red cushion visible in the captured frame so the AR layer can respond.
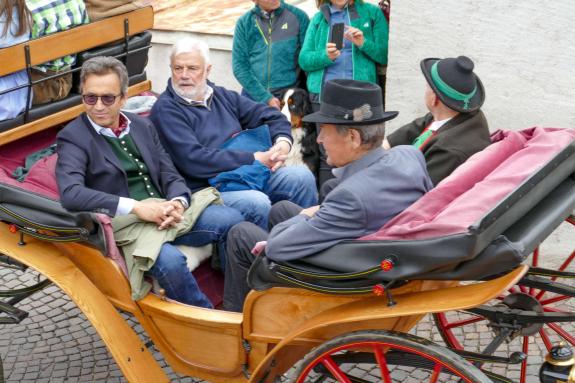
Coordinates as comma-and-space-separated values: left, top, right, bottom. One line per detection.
362, 127, 575, 241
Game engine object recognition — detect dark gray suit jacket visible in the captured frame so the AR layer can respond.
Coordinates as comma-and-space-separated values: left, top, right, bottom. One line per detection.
56, 112, 191, 216
387, 110, 490, 185
266, 146, 433, 261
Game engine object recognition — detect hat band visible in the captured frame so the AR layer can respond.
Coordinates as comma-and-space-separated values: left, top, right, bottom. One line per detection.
320, 101, 382, 122
431, 62, 477, 110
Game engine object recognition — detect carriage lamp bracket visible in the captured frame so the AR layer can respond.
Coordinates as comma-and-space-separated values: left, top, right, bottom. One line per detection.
373, 280, 397, 307
18, 232, 26, 247
242, 339, 252, 379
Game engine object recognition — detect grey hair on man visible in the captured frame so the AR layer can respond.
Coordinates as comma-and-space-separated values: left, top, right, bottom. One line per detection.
336, 123, 386, 149
80, 56, 129, 95
170, 37, 211, 64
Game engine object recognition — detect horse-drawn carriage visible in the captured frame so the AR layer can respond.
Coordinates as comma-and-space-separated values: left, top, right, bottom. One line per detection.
1, 7, 575, 383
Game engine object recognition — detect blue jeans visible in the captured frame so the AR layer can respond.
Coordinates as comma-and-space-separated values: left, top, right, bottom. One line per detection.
148, 205, 244, 308
220, 165, 318, 229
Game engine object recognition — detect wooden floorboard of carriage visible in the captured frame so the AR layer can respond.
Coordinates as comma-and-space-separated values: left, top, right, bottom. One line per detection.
0, 81, 151, 146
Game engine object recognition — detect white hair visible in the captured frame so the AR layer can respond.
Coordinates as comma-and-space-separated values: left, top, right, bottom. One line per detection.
170, 38, 211, 64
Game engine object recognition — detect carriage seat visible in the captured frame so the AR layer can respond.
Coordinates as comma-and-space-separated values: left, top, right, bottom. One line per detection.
0, 31, 152, 135
248, 127, 575, 294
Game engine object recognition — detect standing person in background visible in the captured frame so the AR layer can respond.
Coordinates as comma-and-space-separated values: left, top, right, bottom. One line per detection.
232, 0, 309, 109
299, 0, 389, 189
25, 0, 89, 105
0, 0, 30, 120
84, 0, 151, 21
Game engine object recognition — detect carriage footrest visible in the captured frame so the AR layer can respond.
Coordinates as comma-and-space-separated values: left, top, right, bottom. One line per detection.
0, 301, 28, 324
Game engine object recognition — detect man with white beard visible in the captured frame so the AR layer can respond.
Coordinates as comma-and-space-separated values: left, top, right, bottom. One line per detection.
150, 38, 317, 231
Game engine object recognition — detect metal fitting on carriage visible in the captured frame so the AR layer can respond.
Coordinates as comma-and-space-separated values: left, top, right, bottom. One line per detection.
539, 342, 575, 383
380, 255, 397, 272
372, 284, 386, 296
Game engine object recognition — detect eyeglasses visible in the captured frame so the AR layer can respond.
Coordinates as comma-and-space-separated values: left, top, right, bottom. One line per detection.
82, 94, 122, 106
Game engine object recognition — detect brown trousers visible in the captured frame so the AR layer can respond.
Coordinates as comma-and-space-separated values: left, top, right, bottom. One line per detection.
31, 69, 73, 105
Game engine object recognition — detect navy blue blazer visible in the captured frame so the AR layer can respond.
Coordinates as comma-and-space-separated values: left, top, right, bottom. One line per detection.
56, 112, 191, 216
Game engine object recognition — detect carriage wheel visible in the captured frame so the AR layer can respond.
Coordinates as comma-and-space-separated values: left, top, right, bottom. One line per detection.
290, 330, 491, 382
433, 216, 575, 383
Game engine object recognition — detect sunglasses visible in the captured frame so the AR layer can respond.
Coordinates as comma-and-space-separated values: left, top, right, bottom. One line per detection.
82, 94, 122, 106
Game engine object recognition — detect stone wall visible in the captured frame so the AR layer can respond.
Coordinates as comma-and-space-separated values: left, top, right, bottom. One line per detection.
385, 0, 575, 132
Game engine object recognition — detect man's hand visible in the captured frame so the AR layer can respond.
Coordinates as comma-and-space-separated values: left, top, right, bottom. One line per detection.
269, 141, 291, 171
344, 26, 364, 47
255, 145, 289, 172
299, 205, 320, 218
131, 200, 183, 230
326, 42, 340, 61
268, 97, 282, 110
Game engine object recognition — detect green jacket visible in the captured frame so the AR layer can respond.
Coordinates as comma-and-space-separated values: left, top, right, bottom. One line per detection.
111, 188, 222, 300
232, 1, 309, 103
299, 1, 388, 96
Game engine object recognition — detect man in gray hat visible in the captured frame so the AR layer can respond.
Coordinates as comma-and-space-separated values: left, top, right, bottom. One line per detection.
384, 56, 490, 186
223, 79, 433, 312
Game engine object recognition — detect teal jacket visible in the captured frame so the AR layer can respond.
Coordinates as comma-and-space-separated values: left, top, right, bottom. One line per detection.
232, 1, 309, 103
299, 1, 388, 96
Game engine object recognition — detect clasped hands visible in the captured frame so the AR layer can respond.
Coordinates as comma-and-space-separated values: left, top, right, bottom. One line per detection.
132, 199, 186, 230
254, 141, 290, 172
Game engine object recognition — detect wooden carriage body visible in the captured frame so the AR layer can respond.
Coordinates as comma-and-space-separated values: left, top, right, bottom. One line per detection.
1, 6, 575, 383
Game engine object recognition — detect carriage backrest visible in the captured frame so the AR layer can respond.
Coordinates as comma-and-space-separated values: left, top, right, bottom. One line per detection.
0, 7, 154, 144
363, 127, 575, 253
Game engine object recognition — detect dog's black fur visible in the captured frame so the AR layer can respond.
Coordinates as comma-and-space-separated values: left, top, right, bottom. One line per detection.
282, 88, 321, 180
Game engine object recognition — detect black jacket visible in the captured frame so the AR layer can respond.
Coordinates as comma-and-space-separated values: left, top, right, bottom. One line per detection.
56, 112, 191, 216
387, 110, 490, 185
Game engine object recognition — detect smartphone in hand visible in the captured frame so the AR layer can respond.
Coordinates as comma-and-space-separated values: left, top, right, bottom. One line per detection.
330, 22, 345, 50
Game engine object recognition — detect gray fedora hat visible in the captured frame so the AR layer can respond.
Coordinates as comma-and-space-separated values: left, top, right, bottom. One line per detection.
303, 79, 398, 126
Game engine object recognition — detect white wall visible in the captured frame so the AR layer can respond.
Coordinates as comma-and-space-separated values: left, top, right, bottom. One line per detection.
385, 0, 575, 133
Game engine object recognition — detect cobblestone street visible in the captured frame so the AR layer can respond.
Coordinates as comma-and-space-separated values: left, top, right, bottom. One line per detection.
1, 222, 573, 382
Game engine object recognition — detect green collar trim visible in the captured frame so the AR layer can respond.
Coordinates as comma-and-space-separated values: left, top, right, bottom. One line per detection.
431, 61, 477, 110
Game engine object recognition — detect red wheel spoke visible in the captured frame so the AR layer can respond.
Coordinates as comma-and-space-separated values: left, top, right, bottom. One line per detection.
519, 285, 528, 294
543, 306, 568, 313
444, 315, 485, 330
321, 356, 352, 383
373, 345, 392, 383
556, 250, 575, 275
520, 336, 528, 383
541, 295, 571, 306
539, 328, 553, 351
429, 363, 442, 383
547, 323, 575, 346
532, 247, 540, 267
535, 289, 547, 300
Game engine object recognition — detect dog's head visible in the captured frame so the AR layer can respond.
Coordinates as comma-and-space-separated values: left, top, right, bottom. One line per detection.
281, 88, 311, 129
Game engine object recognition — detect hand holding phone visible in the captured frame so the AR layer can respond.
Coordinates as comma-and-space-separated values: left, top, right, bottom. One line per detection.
330, 22, 345, 50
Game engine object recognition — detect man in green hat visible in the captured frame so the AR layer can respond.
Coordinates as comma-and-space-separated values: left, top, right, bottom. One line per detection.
384, 55, 490, 186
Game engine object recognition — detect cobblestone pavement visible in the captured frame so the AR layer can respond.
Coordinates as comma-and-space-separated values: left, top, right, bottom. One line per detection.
0, 222, 573, 382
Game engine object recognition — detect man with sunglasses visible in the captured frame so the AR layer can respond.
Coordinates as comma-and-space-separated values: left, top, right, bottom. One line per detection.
56, 56, 244, 308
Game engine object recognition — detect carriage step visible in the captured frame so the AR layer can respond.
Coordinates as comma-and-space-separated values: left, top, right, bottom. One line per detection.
0, 301, 28, 324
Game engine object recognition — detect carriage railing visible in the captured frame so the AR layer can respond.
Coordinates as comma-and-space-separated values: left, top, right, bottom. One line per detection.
0, 6, 154, 145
